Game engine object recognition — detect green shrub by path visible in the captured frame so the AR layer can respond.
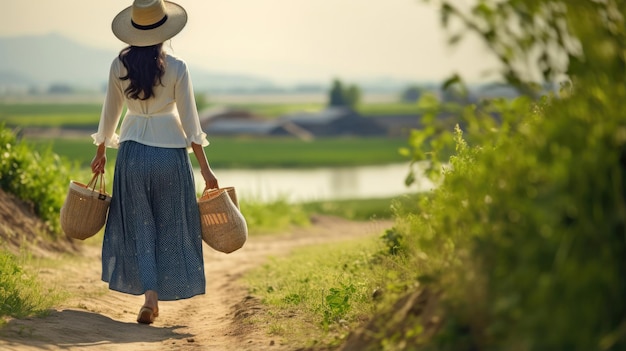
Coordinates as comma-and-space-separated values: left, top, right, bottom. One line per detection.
389, 89, 626, 350
0, 249, 63, 323
0, 124, 80, 236
338, 1, 626, 349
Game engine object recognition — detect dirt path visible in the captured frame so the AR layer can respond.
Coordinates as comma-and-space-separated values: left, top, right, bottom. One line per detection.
0, 215, 392, 351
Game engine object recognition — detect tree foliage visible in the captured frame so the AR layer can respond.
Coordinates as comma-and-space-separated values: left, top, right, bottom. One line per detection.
328, 79, 361, 108
429, 0, 625, 94
400, 85, 424, 103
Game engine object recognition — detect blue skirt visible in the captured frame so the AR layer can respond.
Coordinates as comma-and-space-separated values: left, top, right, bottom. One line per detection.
101, 141, 205, 300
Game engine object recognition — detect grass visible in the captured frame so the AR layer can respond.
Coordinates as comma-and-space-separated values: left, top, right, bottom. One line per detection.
0, 103, 101, 128
206, 137, 408, 168
302, 193, 421, 221
0, 100, 420, 127
0, 249, 66, 324
244, 236, 395, 348
4, 115, 97, 128
240, 196, 311, 235
0, 103, 102, 116
25, 136, 409, 169
25, 139, 117, 169
241, 193, 425, 349
216, 193, 406, 235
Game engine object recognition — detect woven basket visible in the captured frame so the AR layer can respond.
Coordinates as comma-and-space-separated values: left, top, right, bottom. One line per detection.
198, 187, 247, 253
221, 186, 239, 208
60, 173, 112, 240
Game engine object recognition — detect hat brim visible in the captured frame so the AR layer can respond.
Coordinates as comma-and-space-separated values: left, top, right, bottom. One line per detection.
112, 1, 187, 47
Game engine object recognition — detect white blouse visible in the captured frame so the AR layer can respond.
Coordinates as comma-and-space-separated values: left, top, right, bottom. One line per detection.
92, 53, 208, 152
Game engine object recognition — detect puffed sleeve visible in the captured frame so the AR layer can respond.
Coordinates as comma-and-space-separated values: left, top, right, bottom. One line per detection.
174, 60, 209, 151
91, 58, 124, 148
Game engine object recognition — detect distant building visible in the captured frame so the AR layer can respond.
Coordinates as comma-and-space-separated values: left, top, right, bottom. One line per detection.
201, 106, 388, 139
200, 107, 313, 139
199, 105, 462, 139
368, 115, 421, 137
279, 107, 387, 137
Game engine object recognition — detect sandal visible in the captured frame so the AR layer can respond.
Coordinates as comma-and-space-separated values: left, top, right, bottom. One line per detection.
137, 306, 157, 324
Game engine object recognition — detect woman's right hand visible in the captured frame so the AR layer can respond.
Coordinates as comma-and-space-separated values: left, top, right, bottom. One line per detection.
202, 168, 219, 191
91, 143, 107, 174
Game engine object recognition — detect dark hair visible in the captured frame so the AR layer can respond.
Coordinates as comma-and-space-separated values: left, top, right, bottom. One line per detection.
118, 44, 165, 100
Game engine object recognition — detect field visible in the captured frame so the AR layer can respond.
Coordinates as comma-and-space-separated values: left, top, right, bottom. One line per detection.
26, 136, 408, 169
0, 103, 102, 127
0, 101, 412, 169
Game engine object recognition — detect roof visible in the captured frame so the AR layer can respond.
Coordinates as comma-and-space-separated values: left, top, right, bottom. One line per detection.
280, 107, 358, 124
199, 106, 264, 123
206, 120, 282, 135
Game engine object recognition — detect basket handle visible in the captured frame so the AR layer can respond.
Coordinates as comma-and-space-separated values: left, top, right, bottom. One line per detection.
200, 187, 223, 201
87, 173, 107, 195
202, 187, 220, 196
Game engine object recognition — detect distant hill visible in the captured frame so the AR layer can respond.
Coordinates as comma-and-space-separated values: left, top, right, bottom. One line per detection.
0, 33, 445, 96
0, 33, 113, 90
0, 33, 276, 93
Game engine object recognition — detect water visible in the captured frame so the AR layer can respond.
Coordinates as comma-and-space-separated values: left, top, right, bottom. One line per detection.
193, 162, 434, 203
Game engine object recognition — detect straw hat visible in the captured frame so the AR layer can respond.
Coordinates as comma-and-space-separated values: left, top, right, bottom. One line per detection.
112, 0, 187, 47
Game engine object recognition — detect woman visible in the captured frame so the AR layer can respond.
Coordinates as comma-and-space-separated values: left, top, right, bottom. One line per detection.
90, 0, 218, 324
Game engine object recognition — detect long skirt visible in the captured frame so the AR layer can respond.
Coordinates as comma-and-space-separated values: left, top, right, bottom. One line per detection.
101, 140, 205, 300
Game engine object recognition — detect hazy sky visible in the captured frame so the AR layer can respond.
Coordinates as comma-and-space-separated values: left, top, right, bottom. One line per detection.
2, 0, 500, 85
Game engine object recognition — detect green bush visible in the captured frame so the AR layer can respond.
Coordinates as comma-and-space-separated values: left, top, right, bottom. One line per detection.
396, 90, 626, 349
0, 124, 75, 236
368, 1, 626, 349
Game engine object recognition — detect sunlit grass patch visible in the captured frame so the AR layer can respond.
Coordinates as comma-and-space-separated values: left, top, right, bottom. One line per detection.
0, 249, 65, 324
302, 193, 423, 221
244, 235, 397, 348
240, 196, 310, 235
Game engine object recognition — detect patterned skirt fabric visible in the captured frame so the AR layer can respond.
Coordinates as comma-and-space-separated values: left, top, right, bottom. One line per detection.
101, 140, 205, 300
